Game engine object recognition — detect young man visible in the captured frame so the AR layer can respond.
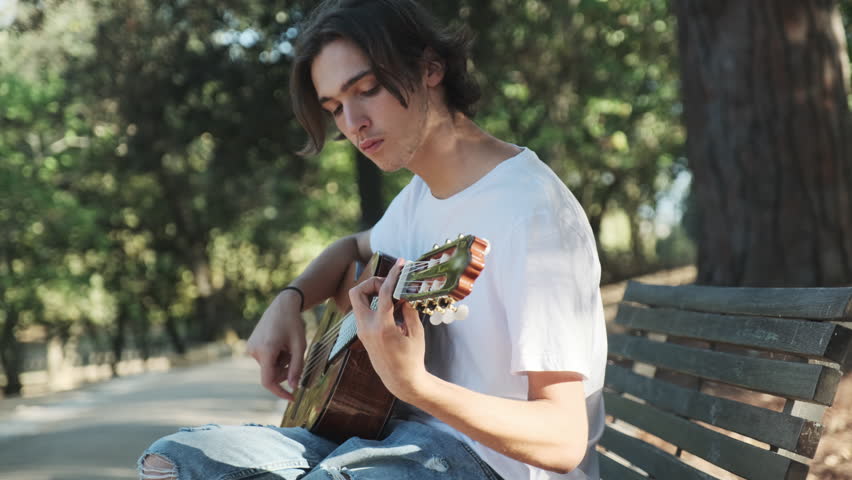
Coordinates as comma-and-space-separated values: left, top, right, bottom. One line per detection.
138, 1, 607, 479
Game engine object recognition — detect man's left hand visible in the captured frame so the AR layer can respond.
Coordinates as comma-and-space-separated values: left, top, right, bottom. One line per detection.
349, 258, 430, 401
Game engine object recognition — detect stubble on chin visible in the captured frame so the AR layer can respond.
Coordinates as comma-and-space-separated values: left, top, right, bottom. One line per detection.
372, 88, 432, 173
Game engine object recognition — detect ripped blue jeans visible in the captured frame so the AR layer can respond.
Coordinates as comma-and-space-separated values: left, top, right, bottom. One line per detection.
138, 420, 503, 480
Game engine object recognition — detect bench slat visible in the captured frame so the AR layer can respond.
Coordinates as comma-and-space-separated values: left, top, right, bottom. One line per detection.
615, 304, 852, 365
599, 426, 717, 480
598, 451, 649, 480
605, 364, 822, 457
604, 392, 810, 480
608, 334, 842, 405
623, 281, 852, 320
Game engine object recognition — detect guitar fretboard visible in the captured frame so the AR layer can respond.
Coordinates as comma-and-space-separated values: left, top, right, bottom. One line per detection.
328, 296, 379, 360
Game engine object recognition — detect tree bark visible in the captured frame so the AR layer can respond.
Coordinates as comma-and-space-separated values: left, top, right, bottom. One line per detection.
676, 0, 852, 286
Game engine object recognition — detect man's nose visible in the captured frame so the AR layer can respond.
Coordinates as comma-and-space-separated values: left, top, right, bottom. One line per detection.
343, 105, 370, 137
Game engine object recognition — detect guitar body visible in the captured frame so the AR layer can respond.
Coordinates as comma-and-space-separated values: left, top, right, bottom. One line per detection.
280, 253, 397, 443
280, 235, 489, 444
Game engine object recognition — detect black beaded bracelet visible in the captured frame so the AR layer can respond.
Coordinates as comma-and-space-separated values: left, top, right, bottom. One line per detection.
281, 286, 305, 312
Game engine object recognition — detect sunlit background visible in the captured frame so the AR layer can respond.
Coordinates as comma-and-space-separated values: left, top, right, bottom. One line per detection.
2, 0, 852, 478
0, 0, 706, 391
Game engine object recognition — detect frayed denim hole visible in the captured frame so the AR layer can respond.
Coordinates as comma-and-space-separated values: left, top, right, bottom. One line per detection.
242, 423, 265, 427
322, 466, 352, 480
178, 423, 221, 432
138, 452, 179, 480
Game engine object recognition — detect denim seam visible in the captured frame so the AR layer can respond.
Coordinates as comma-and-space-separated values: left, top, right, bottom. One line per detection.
220, 459, 313, 480
459, 443, 502, 480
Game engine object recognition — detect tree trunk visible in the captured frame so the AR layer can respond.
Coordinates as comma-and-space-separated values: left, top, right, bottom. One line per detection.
0, 310, 23, 396
111, 305, 127, 377
193, 255, 222, 342
355, 151, 384, 230
675, 0, 852, 286
165, 315, 187, 355
131, 315, 152, 362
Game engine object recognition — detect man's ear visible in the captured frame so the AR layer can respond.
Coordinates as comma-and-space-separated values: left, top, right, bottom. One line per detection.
422, 48, 445, 87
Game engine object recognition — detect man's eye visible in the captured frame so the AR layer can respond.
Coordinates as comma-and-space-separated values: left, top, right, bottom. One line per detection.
332, 105, 343, 116
363, 85, 381, 96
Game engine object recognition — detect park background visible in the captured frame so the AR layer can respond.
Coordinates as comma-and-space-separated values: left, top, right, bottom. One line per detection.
1, 0, 851, 479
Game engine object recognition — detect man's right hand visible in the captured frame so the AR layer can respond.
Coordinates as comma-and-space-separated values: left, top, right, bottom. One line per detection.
246, 289, 307, 401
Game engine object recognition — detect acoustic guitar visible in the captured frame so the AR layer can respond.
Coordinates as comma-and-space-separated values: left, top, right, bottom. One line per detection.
280, 234, 490, 443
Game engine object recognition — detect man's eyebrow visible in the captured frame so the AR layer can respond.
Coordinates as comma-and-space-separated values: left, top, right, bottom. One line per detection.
317, 69, 373, 104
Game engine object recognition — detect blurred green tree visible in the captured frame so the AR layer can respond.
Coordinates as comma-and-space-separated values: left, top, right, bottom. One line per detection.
431, 0, 687, 280
67, 0, 362, 346
1, 0, 697, 395
0, 0, 106, 395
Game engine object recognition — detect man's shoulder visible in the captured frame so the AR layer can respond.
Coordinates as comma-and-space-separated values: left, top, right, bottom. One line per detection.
482, 149, 582, 216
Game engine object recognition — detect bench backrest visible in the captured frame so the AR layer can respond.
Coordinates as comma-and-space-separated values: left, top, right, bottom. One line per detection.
599, 281, 852, 480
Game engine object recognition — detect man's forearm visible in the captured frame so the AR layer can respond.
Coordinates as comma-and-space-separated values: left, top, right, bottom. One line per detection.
287, 232, 371, 310
404, 374, 589, 474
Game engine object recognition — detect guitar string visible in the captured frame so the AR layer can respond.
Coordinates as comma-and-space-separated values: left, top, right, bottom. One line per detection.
300, 279, 443, 377
300, 254, 461, 377
310, 277, 439, 347
299, 266, 450, 378
300, 257, 459, 378
303, 259, 441, 356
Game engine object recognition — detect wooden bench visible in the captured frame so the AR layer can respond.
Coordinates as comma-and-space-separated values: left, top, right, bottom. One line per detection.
598, 281, 852, 480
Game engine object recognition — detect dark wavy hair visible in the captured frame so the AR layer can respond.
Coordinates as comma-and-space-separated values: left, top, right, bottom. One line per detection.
290, 0, 481, 156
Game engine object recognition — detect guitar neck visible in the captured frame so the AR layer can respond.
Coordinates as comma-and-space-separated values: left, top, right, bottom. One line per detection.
327, 296, 380, 362
329, 312, 358, 360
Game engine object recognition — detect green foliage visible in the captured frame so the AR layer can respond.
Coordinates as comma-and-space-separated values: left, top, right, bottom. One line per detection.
430, 0, 687, 279
0, 0, 706, 391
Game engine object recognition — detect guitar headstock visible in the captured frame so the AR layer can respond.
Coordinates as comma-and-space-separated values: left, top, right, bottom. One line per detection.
393, 234, 490, 324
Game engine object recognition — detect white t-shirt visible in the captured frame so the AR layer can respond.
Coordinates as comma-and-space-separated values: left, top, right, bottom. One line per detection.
370, 147, 607, 480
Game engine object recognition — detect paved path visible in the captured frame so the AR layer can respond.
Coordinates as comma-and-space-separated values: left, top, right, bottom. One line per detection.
0, 356, 284, 480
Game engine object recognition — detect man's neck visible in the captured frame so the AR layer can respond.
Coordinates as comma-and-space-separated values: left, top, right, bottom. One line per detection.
407, 113, 522, 199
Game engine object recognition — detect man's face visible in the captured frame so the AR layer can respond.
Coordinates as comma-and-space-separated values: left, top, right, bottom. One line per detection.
311, 38, 429, 172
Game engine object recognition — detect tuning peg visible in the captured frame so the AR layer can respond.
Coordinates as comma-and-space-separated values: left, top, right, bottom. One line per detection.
446, 238, 452, 244
454, 304, 469, 321
429, 312, 443, 325
458, 233, 465, 239
433, 244, 439, 250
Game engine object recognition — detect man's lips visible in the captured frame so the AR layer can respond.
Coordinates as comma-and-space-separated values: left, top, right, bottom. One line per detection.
359, 138, 383, 153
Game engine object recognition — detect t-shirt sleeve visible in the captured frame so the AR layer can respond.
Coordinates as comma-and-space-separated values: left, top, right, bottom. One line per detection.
498, 206, 603, 379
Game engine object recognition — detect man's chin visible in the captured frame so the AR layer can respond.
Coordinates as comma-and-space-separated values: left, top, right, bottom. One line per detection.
369, 157, 405, 173
378, 164, 405, 173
